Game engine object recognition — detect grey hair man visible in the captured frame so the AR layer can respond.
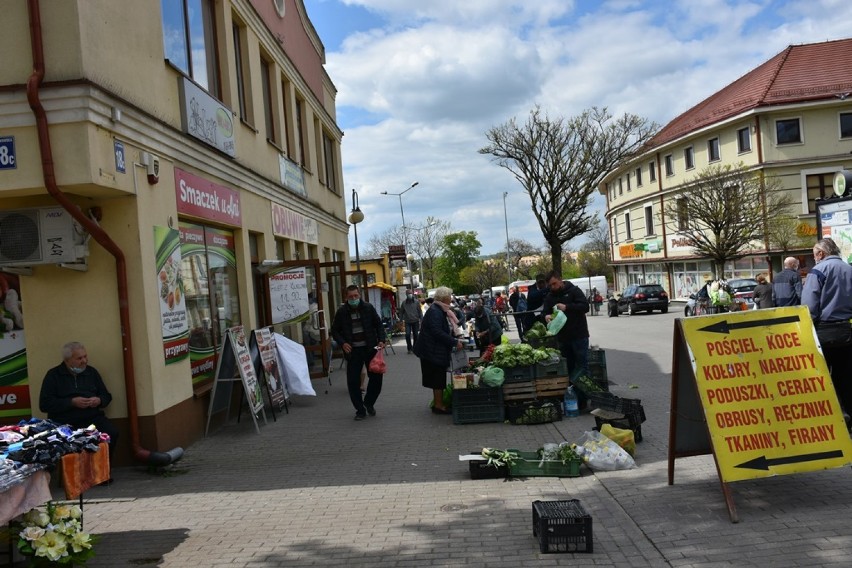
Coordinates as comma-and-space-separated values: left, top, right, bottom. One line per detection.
772, 256, 802, 307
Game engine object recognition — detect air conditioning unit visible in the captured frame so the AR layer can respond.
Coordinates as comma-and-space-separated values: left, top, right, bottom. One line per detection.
0, 207, 88, 266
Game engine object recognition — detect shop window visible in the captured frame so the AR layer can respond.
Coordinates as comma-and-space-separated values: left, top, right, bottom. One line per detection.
707, 137, 720, 162
180, 222, 242, 385
776, 118, 802, 145
840, 112, 852, 139
737, 127, 751, 153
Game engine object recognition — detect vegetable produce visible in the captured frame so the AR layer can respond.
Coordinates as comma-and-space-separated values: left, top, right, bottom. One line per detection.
481, 448, 518, 467
537, 442, 581, 465
492, 343, 557, 368
511, 402, 560, 425
524, 321, 549, 339
571, 373, 604, 394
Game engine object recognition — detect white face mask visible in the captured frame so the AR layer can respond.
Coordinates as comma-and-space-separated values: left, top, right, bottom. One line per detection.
69, 365, 86, 374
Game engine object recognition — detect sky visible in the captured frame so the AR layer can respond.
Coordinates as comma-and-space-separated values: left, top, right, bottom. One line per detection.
302, 0, 852, 259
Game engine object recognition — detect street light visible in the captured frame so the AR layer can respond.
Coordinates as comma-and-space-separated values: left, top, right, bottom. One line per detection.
503, 191, 512, 283
381, 181, 419, 289
348, 189, 364, 282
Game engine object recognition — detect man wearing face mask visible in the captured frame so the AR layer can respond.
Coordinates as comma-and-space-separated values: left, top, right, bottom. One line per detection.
39, 341, 119, 459
331, 285, 387, 420
400, 290, 423, 354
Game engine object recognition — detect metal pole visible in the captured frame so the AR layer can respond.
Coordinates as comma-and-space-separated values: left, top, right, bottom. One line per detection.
400, 194, 412, 289
503, 192, 511, 283
349, 189, 364, 283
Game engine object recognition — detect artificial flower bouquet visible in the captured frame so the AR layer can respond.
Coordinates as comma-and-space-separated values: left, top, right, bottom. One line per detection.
10, 501, 98, 566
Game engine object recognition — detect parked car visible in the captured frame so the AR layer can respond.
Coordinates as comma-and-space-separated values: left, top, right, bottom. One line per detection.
684, 278, 758, 316
617, 284, 669, 315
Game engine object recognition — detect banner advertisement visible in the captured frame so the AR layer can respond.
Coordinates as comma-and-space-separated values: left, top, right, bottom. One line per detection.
268, 267, 310, 324
0, 273, 29, 424
154, 226, 189, 365
229, 326, 264, 415
254, 328, 287, 408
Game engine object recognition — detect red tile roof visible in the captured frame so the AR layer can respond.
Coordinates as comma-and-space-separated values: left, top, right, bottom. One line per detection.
648, 38, 852, 148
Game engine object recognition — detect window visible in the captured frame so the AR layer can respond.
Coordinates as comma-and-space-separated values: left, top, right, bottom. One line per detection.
232, 22, 248, 120
280, 80, 291, 155
626, 174, 631, 192
618, 178, 623, 195
840, 113, 852, 139
161, 0, 220, 97
664, 154, 674, 176
776, 118, 802, 145
806, 172, 835, 213
295, 97, 307, 167
260, 58, 276, 144
684, 146, 694, 170
649, 161, 656, 182
611, 218, 618, 244
737, 127, 751, 153
676, 198, 688, 231
624, 212, 632, 240
635, 167, 642, 187
644, 205, 654, 236
707, 138, 720, 161
323, 131, 337, 193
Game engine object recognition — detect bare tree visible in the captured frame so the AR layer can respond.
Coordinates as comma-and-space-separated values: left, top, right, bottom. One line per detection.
480, 106, 657, 274
505, 238, 541, 277
364, 225, 407, 257
767, 214, 813, 254
663, 163, 796, 277
408, 216, 451, 288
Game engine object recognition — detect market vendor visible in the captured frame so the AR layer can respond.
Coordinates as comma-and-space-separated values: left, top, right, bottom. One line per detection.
39, 341, 119, 459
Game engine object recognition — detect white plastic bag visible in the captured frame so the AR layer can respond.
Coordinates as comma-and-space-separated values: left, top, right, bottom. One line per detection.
573, 430, 636, 471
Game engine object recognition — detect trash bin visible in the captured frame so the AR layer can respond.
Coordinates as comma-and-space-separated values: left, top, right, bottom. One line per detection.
607, 297, 619, 317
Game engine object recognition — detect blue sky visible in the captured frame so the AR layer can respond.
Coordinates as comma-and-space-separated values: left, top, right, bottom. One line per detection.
303, 0, 852, 258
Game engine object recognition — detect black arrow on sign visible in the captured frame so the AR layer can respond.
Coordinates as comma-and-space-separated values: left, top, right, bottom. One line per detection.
698, 315, 801, 335
735, 449, 845, 471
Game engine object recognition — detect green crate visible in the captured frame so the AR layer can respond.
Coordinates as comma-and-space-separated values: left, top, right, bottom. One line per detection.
536, 357, 569, 378
507, 450, 582, 478
500, 364, 537, 383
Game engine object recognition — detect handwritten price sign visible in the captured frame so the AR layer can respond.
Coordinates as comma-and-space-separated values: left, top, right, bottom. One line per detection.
268, 267, 310, 324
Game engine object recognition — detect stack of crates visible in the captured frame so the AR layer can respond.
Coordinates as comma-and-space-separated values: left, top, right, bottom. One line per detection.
588, 392, 646, 441
587, 348, 609, 392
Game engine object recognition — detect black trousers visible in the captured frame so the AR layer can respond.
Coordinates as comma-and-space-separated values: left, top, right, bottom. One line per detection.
345, 346, 383, 415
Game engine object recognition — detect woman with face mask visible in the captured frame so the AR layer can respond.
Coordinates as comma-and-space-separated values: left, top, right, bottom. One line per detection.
330, 285, 387, 420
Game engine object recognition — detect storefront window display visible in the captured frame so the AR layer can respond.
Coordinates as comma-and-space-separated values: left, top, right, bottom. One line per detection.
672, 261, 713, 299
180, 222, 241, 384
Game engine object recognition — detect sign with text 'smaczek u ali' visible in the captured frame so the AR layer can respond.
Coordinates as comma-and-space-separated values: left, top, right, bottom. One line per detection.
669, 306, 852, 521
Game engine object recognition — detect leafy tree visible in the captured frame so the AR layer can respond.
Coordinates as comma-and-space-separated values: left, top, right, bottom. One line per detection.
504, 238, 541, 279
434, 231, 481, 291
767, 214, 813, 255
480, 106, 656, 274
662, 163, 796, 278
460, 260, 509, 295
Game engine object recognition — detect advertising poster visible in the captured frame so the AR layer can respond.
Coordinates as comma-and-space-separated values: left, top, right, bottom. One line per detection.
816, 196, 852, 263
254, 328, 287, 408
680, 306, 852, 483
154, 226, 189, 364
268, 267, 310, 324
0, 273, 29, 425
229, 326, 264, 415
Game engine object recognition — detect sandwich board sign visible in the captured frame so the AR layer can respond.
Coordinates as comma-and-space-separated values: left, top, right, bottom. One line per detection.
668, 305, 852, 522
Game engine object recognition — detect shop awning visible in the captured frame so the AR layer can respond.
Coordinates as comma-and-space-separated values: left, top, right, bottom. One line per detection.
368, 282, 397, 292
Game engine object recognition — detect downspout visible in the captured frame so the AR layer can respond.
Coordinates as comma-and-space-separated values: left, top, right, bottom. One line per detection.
27, 0, 182, 466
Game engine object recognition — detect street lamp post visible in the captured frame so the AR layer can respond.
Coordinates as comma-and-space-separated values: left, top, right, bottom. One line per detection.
381, 181, 419, 289
348, 189, 364, 282
503, 191, 512, 283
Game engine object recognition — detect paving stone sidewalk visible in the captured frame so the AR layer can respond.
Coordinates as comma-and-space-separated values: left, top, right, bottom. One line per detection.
42, 311, 852, 567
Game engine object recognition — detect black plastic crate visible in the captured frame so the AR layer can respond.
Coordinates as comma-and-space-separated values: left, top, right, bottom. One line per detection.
594, 409, 645, 442
452, 387, 505, 425
588, 361, 609, 391
527, 335, 559, 349
468, 451, 509, 479
532, 499, 593, 553
536, 357, 569, 378
506, 400, 562, 425
588, 393, 644, 420
500, 364, 537, 383
587, 348, 606, 366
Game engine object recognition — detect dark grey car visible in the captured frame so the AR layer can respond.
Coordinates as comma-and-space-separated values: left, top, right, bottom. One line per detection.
617, 284, 669, 315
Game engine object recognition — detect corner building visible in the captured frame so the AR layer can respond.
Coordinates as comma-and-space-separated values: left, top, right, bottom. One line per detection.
0, 0, 352, 463
601, 38, 852, 299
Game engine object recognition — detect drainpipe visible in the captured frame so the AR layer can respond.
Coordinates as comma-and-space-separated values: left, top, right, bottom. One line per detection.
26, 0, 182, 466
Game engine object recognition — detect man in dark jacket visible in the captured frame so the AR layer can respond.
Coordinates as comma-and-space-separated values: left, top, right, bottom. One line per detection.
541, 270, 591, 380
773, 256, 802, 306
523, 274, 547, 337
330, 285, 386, 420
40, 341, 119, 459
508, 287, 525, 338
400, 290, 423, 354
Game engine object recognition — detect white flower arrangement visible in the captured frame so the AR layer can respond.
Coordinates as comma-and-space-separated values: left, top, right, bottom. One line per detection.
11, 501, 98, 566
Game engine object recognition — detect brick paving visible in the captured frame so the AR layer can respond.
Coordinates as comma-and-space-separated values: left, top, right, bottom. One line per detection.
43, 310, 852, 567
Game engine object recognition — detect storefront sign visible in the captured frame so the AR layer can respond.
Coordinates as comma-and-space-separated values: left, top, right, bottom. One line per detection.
795, 222, 817, 237
175, 168, 242, 225
388, 245, 406, 261
681, 306, 852, 483
154, 226, 189, 365
619, 244, 643, 258
178, 77, 236, 157
271, 203, 318, 245
0, 136, 16, 170
268, 267, 310, 324
647, 241, 661, 253
278, 155, 307, 197
669, 236, 695, 252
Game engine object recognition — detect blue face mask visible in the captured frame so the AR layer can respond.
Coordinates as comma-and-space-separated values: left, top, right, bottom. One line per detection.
348, 299, 360, 307
69, 366, 86, 374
